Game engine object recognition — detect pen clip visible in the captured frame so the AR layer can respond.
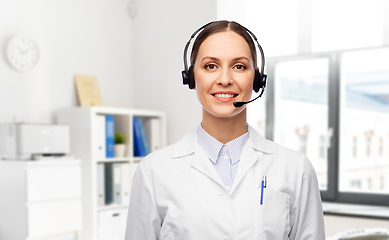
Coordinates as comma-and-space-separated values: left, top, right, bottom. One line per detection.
262, 176, 267, 188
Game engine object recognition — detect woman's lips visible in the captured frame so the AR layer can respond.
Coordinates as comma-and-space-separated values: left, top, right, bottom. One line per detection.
211, 92, 238, 102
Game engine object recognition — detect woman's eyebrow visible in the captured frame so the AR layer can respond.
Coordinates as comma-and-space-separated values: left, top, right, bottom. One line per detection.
201, 56, 219, 62
201, 56, 250, 62
232, 56, 250, 62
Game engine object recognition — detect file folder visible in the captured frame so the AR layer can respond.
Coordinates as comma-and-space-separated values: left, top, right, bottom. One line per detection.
105, 115, 115, 158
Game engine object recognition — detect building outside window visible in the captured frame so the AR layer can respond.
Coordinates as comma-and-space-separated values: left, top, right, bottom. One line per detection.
379, 137, 383, 157
299, 135, 307, 155
365, 136, 371, 157
352, 136, 357, 158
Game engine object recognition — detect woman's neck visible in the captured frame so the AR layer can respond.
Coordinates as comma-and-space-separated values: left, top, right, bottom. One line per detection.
201, 109, 248, 144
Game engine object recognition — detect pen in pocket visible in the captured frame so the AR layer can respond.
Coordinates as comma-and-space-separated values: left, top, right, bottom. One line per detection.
260, 176, 267, 205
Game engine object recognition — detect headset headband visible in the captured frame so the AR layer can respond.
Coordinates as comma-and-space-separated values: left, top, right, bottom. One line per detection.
182, 21, 266, 78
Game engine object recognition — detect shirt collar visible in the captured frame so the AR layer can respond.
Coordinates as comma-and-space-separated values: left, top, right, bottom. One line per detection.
197, 124, 249, 164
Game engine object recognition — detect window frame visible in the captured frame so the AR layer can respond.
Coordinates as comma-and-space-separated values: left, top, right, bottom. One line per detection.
265, 47, 389, 206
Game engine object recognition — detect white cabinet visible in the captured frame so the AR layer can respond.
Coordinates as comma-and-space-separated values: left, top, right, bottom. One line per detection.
0, 160, 82, 240
57, 107, 166, 240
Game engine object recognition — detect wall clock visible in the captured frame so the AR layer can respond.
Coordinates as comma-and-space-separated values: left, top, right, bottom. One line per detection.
6, 35, 39, 72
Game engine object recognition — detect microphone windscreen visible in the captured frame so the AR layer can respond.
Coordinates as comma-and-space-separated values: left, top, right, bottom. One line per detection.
233, 102, 245, 108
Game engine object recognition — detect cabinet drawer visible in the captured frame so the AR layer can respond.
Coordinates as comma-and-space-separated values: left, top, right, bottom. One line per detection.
98, 208, 128, 240
27, 199, 81, 238
26, 164, 81, 201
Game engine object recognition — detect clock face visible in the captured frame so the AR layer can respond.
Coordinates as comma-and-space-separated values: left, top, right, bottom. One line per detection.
6, 35, 39, 72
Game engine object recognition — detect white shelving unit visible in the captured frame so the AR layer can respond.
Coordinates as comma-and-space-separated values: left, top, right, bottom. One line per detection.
57, 107, 166, 240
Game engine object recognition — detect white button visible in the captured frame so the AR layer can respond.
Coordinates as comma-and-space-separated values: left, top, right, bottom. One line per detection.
223, 156, 228, 160
222, 146, 228, 151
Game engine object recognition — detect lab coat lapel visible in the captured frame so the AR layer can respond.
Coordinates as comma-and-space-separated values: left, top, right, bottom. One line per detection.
230, 143, 258, 194
230, 126, 274, 194
172, 128, 225, 188
191, 144, 225, 188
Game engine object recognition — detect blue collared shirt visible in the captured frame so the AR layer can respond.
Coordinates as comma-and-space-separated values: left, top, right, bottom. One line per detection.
197, 124, 249, 191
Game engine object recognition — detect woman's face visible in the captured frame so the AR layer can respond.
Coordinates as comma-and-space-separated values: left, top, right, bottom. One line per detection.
193, 30, 255, 119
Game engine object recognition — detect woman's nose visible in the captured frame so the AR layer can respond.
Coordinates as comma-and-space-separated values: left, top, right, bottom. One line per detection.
216, 69, 233, 86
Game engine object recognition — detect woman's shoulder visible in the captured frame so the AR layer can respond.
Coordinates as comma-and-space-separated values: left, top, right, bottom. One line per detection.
249, 126, 311, 167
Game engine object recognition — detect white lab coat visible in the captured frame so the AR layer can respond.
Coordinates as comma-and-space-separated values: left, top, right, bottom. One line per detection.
125, 126, 325, 240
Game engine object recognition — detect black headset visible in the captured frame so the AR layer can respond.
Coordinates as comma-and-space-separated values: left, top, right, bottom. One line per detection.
181, 21, 267, 95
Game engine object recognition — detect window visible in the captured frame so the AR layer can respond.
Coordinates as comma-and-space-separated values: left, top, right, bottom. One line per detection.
312, 0, 384, 52
379, 137, 383, 157
351, 180, 362, 189
267, 47, 389, 205
366, 136, 372, 157
219, 0, 389, 205
299, 135, 307, 155
339, 48, 389, 197
271, 57, 329, 190
352, 136, 358, 158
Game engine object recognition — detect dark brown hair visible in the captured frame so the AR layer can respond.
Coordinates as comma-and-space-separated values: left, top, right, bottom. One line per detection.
190, 20, 257, 67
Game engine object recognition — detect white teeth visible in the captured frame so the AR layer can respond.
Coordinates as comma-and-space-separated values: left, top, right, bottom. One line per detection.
214, 94, 235, 98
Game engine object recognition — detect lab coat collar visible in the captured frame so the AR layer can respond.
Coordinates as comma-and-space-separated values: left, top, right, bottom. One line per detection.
246, 125, 274, 154
172, 125, 274, 158
172, 125, 275, 194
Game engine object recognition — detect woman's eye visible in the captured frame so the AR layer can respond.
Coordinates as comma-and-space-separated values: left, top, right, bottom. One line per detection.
234, 64, 246, 70
204, 64, 217, 70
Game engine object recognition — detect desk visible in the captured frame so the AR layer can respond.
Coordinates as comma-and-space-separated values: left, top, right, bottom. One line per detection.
323, 202, 389, 237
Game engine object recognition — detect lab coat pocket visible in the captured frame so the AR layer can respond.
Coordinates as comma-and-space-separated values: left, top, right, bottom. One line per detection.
255, 188, 291, 239
164, 232, 176, 240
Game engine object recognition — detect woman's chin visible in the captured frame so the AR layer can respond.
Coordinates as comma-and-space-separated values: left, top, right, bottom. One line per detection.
203, 106, 246, 119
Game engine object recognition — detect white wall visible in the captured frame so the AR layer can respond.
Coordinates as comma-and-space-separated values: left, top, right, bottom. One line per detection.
0, 0, 218, 147
131, 0, 217, 144
0, 0, 134, 124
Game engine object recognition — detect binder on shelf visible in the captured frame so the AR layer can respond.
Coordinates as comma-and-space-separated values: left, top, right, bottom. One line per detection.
104, 163, 114, 204
96, 115, 106, 160
113, 163, 122, 205
145, 118, 161, 152
97, 163, 105, 206
121, 163, 131, 205
133, 117, 145, 157
138, 118, 151, 155
106, 115, 115, 158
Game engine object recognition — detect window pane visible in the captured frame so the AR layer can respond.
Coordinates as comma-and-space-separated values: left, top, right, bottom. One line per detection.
274, 58, 329, 190
312, 0, 384, 52
217, 0, 299, 57
246, 0, 299, 57
339, 48, 389, 193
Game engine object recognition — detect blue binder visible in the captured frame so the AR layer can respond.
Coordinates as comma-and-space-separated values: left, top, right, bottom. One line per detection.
106, 115, 115, 158
138, 118, 151, 155
133, 117, 145, 157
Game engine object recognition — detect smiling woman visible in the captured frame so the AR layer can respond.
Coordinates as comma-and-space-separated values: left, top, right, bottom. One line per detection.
193, 30, 255, 131
125, 20, 325, 240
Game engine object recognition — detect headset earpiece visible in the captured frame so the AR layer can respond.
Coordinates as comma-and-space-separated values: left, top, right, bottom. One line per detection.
188, 65, 195, 89
253, 70, 261, 93
253, 70, 267, 93
181, 69, 190, 86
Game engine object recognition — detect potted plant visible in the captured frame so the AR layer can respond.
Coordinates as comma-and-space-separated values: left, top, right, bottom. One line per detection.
114, 132, 126, 158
